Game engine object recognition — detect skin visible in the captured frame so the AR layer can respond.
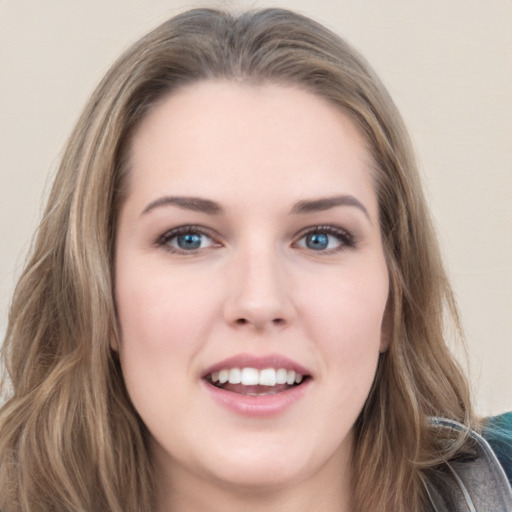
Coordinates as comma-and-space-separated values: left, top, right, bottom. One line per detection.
114, 81, 390, 512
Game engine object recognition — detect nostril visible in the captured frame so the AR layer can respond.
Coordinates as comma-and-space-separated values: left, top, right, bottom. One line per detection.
233, 317, 285, 327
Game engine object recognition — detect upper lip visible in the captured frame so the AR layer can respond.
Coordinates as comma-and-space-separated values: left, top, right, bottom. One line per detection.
201, 353, 311, 378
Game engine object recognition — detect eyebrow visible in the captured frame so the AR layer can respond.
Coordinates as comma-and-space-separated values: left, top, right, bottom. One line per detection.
141, 196, 223, 216
290, 195, 370, 219
141, 194, 370, 220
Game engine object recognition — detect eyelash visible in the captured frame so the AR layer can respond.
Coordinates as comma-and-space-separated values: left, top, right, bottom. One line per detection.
156, 225, 218, 254
293, 225, 356, 253
156, 224, 356, 254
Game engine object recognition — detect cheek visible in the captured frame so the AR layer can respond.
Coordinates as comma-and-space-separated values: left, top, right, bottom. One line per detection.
114, 264, 223, 426
298, 262, 388, 386
116, 259, 220, 351
114, 263, 212, 404
293, 266, 387, 447
303, 270, 388, 344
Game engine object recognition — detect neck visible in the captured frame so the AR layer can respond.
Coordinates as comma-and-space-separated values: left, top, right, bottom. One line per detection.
154, 452, 352, 512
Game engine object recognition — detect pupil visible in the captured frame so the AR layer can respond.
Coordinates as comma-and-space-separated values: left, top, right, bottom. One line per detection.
177, 233, 201, 249
306, 233, 328, 250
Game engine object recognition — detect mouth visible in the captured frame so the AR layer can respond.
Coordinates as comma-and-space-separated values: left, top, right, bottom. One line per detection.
204, 367, 310, 396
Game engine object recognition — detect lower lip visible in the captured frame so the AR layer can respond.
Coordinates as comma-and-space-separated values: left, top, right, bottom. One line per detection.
202, 379, 311, 417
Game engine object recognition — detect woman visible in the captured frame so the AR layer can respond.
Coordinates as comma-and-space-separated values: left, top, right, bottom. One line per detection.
0, 8, 510, 512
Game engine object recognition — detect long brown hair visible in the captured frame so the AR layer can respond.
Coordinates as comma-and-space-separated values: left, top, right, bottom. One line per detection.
0, 8, 473, 511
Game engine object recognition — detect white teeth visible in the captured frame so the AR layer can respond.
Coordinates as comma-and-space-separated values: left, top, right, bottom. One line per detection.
209, 367, 305, 387
286, 370, 296, 385
228, 368, 241, 384
276, 368, 287, 384
240, 368, 259, 385
259, 368, 276, 386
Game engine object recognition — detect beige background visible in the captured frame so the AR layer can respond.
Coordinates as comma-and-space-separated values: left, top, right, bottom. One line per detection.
1, 0, 511, 415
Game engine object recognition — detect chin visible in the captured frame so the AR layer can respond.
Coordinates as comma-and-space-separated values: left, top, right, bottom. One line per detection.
205, 459, 306, 491
195, 433, 341, 492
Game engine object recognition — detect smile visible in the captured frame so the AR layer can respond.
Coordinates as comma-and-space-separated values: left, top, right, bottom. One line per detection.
206, 367, 306, 396
201, 354, 312, 412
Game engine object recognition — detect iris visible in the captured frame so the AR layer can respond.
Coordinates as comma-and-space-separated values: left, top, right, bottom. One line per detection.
177, 233, 203, 250
305, 233, 329, 250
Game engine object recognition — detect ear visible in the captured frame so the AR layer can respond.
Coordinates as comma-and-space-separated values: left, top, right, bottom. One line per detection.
379, 301, 393, 353
110, 337, 119, 352
110, 326, 120, 352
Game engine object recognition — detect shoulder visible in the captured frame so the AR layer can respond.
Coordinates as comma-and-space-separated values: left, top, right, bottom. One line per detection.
483, 412, 512, 486
424, 416, 512, 512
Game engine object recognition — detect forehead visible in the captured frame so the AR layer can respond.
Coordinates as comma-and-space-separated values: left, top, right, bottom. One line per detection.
126, 81, 377, 216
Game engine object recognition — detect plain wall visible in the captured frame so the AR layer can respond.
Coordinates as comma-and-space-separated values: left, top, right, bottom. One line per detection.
1, 0, 511, 415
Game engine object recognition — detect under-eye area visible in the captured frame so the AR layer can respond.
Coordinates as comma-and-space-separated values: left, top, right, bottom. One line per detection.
205, 367, 310, 396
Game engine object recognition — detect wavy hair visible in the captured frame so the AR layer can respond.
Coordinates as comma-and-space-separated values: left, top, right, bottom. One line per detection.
0, 8, 474, 511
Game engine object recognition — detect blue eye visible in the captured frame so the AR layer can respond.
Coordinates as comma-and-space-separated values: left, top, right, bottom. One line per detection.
176, 233, 203, 250
305, 233, 329, 250
158, 227, 216, 253
296, 226, 354, 253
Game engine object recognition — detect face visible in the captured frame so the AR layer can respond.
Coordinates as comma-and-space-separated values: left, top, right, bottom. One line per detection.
114, 81, 389, 495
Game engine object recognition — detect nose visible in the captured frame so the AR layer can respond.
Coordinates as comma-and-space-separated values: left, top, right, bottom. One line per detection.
223, 246, 295, 331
